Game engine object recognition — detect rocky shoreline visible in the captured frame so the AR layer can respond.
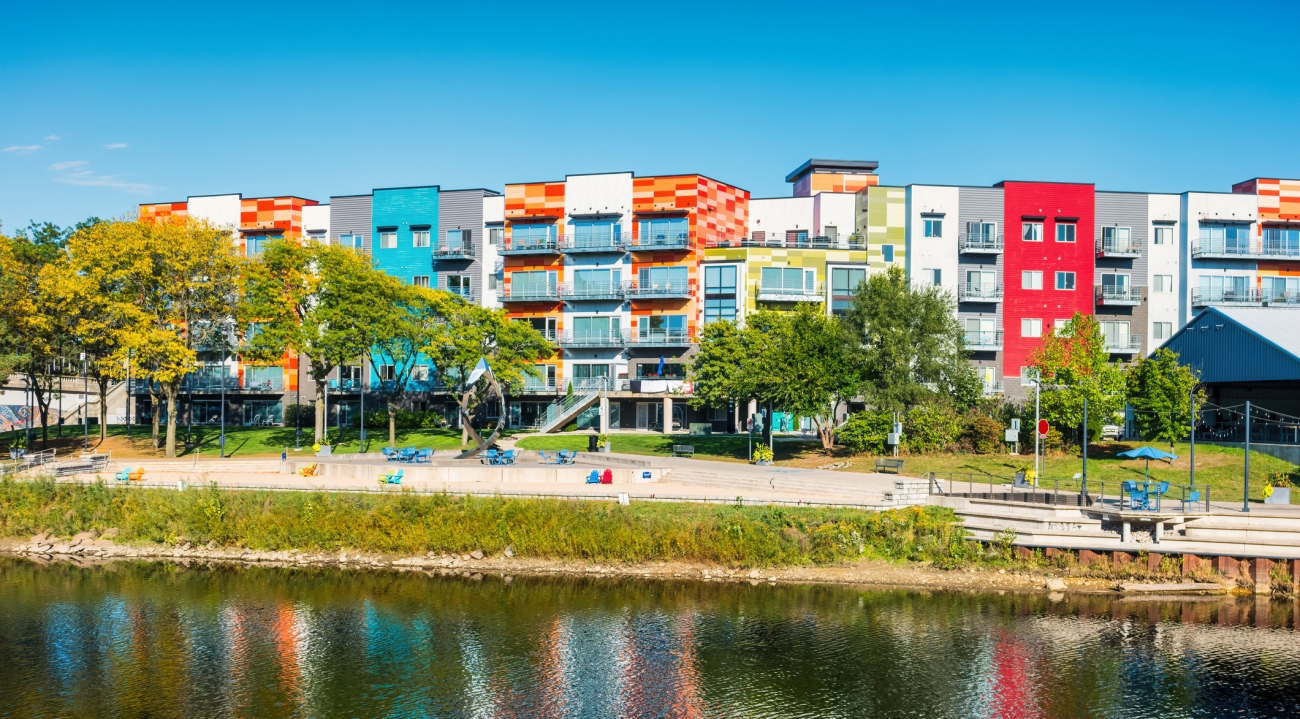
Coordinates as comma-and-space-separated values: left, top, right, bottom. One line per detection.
1, 531, 1133, 594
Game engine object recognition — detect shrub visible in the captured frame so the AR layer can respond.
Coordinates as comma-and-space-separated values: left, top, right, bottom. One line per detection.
563, 422, 579, 432
356, 409, 446, 430
752, 445, 774, 463
959, 413, 1004, 454
283, 403, 313, 427
837, 410, 893, 455
904, 404, 960, 454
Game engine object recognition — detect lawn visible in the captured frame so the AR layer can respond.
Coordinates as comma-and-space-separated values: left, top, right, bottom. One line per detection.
516, 433, 822, 463
786, 441, 1297, 504
21, 424, 470, 459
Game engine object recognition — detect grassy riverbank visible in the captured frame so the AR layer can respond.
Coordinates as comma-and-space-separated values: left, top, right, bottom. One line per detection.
0, 479, 972, 567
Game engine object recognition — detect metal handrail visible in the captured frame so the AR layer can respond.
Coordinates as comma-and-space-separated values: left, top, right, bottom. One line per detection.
755, 281, 826, 299
1102, 333, 1142, 353
958, 233, 1004, 252
707, 235, 868, 250
433, 243, 475, 259
1094, 285, 1140, 303
1096, 237, 1141, 256
501, 237, 561, 253
557, 331, 625, 347
1191, 288, 1263, 305
958, 282, 1003, 300
623, 280, 693, 298
500, 285, 561, 301
557, 282, 624, 300
623, 328, 696, 345
557, 234, 625, 252
963, 330, 1003, 348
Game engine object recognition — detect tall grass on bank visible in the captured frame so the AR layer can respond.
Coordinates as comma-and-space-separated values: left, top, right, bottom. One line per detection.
0, 479, 972, 567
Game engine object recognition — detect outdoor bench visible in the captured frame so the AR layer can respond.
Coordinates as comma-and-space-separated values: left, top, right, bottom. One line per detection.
672, 445, 694, 457
875, 458, 904, 474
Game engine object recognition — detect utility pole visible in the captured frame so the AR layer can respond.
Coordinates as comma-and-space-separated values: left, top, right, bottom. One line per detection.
1243, 400, 1251, 513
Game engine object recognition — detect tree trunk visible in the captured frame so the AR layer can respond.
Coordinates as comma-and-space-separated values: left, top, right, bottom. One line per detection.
164, 387, 178, 458
314, 381, 326, 444
98, 379, 109, 443
150, 390, 160, 446
388, 405, 397, 447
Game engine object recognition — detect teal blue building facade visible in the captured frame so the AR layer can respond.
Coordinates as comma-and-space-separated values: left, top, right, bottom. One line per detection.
372, 185, 440, 285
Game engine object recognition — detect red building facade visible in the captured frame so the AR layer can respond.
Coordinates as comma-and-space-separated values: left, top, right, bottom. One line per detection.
1000, 181, 1096, 381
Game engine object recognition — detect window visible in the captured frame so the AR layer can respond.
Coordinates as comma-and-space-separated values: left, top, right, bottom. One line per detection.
965, 270, 996, 296
339, 234, 361, 249
640, 217, 689, 243
412, 230, 431, 248
1153, 226, 1173, 245
1264, 275, 1300, 300
1264, 227, 1300, 254
924, 219, 943, 238
242, 400, 283, 427
444, 229, 469, 249
488, 273, 498, 290
1022, 222, 1044, 242
1055, 223, 1076, 243
1153, 322, 1173, 340
1100, 321, 1130, 349
1199, 274, 1248, 300
636, 362, 684, 379
824, 226, 838, 241
882, 245, 895, 263
1101, 226, 1131, 251
573, 316, 620, 343
1022, 270, 1043, 290
411, 364, 429, 382
379, 230, 397, 249
378, 364, 395, 381
572, 268, 619, 296
515, 316, 557, 340
1055, 271, 1076, 290
760, 266, 815, 293
1099, 273, 1130, 298
512, 224, 556, 246
966, 317, 995, 342
307, 230, 326, 243
246, 234, 278, 257
921, 268, 941, 286
510, 270, 557, 297
572, 220, 620, 248
704, 265, 738, 324
1199, 223, 1251, 253
638, 266, 688, 292
447, 275, 470, 297
640, 314, 686, 340
1022, 318, 1042, 338
1020, 366, 1037, 386
1154, 275, 1173, 293
785, 230, 809, 245
489, 228, 504, 246
412, 275, 430, 288
968, 222, 998, 245
831, 267, 867, 313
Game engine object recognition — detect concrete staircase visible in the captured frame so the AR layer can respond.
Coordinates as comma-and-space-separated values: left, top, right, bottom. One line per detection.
537, 392, 600, 433
660, 466, 928, 508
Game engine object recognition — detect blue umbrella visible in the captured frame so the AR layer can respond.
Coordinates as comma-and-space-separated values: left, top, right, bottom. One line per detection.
1117, 446, 1179, 484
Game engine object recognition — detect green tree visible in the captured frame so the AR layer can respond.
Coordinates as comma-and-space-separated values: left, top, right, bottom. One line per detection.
757, 304, 862, 453
1027, 312, 1126, 446
843, 266, 980, 410
687, 320, 763, 428
1126, 347, 1204, 449
419, 301, 554, 447
243, 240, 376, 443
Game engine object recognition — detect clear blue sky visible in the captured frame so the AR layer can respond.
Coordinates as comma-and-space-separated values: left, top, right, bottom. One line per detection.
3, 1, 1298, 229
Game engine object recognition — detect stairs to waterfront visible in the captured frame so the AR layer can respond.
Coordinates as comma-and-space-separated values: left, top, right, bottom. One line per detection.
537, 392, 600, 433
660, 466, 929, 508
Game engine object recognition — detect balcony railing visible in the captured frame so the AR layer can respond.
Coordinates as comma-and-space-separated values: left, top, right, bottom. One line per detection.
434, 243, 475, 260
958, 283, 1003, 301
501, 237, 561, 255
557, 331, 625, 348
963, 330, 1003, 350
981, 382, 1005, 397
564, 377, 615, 392
1264, 290, 1300, 305
1096, 236, 1141, 258
1191, 288, 1263, 306
446, 289, 475, 304
623, 280, 693, 300
132, 374, 284, 394
958, 233, 1004, 253
557, 234, 625, 253
1103, 333, 1142, 354
327, 379, 363, 392
1094, 285, 1141, 306
624, 328, 696, 347
756, 281, 826, 303
1189, 239, 1300, 260
518, 378, 559, 394
625, 233, 692, 251
558, 282, 624, 302
500, 285, 561, 302
706, 235, 868, 250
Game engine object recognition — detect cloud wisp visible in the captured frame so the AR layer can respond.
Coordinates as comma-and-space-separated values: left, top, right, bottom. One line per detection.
3, 145, 44, 154
104, 143, 128, 150
44, 135, 61, 141
50, 160, 88, 171
48, 159, 158, 194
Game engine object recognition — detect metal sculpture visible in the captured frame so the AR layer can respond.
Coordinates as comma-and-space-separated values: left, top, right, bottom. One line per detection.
456, 357, 507, 459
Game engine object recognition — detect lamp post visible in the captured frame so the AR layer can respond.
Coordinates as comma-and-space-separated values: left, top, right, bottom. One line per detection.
126, 350, 132, 439
1243, 400, 1251, 513
1189, 388, 1195, 490
1081, 397, 1088, 498
360, 365, 366, 450
81, 352, 89, 452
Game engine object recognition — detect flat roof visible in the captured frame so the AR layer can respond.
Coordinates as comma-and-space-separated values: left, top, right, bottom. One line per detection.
785, 159, 880, 183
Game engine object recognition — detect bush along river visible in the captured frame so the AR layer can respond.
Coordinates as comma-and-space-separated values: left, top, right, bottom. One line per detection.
2, 558, 1299, 718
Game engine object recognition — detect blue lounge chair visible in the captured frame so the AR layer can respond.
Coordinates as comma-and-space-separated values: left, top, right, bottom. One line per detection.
397, 448, 417, 463
559, 449, 577, 465
382, 447, 398, 461
538, 450, 556, 465
500, 449, 517, 465
378, 468, 404, 485
482, 449, 500, 465
114, 467, 132, 482
415, 448, 433, 463
1182, 489, 1201, 511
586, 470, 600, 484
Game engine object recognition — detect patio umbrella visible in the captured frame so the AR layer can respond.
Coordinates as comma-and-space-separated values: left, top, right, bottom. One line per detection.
1117, 446, 1179, 484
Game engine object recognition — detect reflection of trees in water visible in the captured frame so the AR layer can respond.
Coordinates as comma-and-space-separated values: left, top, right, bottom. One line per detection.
2, 561, 1300, 718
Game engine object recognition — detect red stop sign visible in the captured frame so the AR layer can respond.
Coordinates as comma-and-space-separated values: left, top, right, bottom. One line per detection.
1037, 420, 1049, 436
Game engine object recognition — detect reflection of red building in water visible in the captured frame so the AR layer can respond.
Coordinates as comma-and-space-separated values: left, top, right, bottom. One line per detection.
990, 633, 1039, 719
615, 612, 704, 718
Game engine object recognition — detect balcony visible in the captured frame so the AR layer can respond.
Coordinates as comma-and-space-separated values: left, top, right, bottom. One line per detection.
756, 281, 826, 303
558, 235, 625, 254
957, 283, 1003, 302
624, 328, 696, 347
444, 288, 475, 304
625, 233, 692, 251
1094, 285, 1141, 306
326, 379, 363, 393
500, 285, 561, 303
558, 282, 624, 302
500, 237, 561, 255
963, 330, 1003, 351
981, 382, 1005, 397
374, 379, 451, 394
707, 235, 868, 250
958, 233, 1004, 254
1191, 288, 1263, 307
1264, 290, 1300, 306
1103, 333, 1142, 355
623, 280, 693, 300
1096, 236, 1141, 259
518, 378, 559, 394
1189, 239, 1300, 260
434, 243, 474, 260
557, 331, 625, 348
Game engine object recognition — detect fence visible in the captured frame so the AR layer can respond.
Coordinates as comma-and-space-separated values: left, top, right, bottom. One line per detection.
926, 471, 1211, 512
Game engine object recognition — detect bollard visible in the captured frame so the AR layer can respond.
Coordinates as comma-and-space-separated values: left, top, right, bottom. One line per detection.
177, 480, 185, 492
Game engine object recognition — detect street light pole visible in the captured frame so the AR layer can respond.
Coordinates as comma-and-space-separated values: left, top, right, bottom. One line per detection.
1034, 378, 1041, 486
82, 352, 88, 452
1188, 388, 1195, 490
220, 343, 227, 459
1081, 397, 1088, 498
360, 365, 366, 450
1243, 400, 1251, 513
126, 351, 132, 439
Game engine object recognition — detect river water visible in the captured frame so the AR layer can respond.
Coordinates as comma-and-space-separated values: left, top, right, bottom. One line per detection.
1, 559, 1298, 718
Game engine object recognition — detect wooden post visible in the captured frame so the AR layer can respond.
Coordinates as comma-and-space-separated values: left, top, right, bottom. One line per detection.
1253, 557, 1273, 595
